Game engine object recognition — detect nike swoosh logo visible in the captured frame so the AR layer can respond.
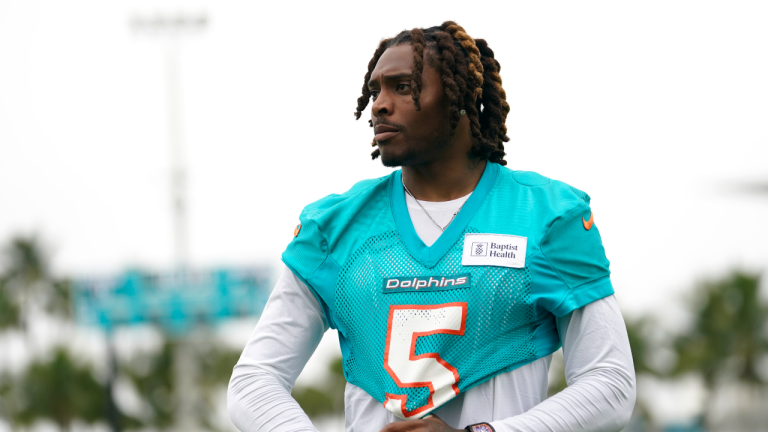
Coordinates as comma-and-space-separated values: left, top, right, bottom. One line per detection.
294, 224, 301, 237
582, 212, 593, 230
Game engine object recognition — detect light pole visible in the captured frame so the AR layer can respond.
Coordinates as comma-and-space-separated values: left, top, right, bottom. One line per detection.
130, 13, 207, 431
130, 13, 207, 272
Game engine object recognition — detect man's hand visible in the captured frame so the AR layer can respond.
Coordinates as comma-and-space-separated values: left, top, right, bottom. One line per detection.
378, 414, 463, 432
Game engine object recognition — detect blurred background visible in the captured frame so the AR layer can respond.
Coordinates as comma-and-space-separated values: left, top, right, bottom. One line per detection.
1, 0, 767, 431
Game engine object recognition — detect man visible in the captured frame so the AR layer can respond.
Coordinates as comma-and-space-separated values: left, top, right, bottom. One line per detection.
228, 22, 635, 432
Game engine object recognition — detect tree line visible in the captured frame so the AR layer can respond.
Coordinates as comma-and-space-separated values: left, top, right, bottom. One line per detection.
0, 235, 766, 431
0, 237, 242, 432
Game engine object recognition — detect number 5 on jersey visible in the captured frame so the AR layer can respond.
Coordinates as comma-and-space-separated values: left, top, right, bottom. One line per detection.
383, 303, 467, 419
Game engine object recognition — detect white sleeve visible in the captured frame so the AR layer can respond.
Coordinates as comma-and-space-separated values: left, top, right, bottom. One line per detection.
491, 295, 636, 432
227, 265, 329, 432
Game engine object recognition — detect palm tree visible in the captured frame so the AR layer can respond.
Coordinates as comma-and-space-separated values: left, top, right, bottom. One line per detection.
0, 236, 127, 431
195, 335, 248, 431
2, 236, 48, 334
121, 341, 177, 429
3, 347, 140, 432
1, 236, 71, 334
672, 271, 768, 428
118, 335, 247, 431
0, 276, 20, 330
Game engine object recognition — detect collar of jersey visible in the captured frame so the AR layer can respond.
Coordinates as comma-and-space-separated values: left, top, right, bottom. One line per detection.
391, 161, 499, 268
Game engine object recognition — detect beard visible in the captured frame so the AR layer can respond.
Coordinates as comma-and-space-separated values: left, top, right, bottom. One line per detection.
379, 143, 419, 167
378, 125, 452, 168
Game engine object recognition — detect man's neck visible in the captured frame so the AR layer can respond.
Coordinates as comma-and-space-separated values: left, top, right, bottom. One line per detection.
401, 157, 487, 202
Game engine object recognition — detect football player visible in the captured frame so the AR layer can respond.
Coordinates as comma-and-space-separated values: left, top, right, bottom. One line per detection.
228, 22, 636, 432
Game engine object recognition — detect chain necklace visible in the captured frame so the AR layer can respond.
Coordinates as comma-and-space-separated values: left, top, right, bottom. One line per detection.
402, 180, 467, 232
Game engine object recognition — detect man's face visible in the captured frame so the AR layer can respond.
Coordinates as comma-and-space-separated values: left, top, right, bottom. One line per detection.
368, 44, 452, 167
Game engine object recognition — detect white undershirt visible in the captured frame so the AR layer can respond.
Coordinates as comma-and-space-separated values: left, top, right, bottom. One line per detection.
405, 191, 472, 247
227, 191, 636, 432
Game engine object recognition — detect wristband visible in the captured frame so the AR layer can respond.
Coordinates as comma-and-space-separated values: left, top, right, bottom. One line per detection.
465, 423, 495, 432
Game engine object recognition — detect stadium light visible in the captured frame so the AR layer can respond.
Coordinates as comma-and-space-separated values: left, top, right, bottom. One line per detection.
130, 13, 208, 272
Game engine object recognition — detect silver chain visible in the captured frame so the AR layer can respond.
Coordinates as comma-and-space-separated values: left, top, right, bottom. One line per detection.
402, 180, 466, 232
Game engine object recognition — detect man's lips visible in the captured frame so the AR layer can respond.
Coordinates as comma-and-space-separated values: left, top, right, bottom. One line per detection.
375, 131, 400, 141
374, 124, 400, 142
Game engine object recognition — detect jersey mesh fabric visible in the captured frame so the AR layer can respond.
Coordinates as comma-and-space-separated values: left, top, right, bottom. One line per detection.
281, 164, 614, 419
335, 226, 536, 414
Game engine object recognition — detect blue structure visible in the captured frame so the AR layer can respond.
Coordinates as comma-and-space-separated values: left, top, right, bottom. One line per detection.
73, 268, 272, 335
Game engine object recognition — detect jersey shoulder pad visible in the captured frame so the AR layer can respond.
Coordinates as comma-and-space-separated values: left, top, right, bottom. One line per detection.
505, 170, 611, 314
284, 173, 393, 287
509, 170, 551, 187
503, 168, 591, 217
300, 175, 390, 222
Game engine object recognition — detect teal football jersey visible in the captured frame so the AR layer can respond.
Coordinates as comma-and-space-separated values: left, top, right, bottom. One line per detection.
282, 162, 613, 420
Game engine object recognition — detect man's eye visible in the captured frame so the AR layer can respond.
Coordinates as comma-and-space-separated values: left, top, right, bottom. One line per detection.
396, 83, 411, 91
370, 90, 379, 100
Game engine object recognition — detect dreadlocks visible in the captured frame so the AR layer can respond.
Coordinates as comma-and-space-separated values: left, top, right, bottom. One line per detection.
354, 21, 510, 165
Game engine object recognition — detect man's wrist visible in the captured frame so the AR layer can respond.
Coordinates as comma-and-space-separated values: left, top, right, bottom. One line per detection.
465, 423, 495, 432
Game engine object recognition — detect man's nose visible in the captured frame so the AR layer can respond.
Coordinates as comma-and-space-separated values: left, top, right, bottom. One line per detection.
371, 92, 392, 117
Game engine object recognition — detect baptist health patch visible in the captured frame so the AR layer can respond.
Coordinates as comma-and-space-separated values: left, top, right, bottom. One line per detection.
381, 273, 471, 293
462, 233, 527, 268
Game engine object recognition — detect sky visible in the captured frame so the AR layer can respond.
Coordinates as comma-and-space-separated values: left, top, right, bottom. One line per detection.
1, 0, 768, 425
3, 0, 767, 314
